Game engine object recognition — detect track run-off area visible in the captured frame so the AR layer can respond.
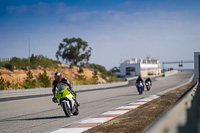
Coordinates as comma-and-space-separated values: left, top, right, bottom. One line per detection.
0, 71, 193, 133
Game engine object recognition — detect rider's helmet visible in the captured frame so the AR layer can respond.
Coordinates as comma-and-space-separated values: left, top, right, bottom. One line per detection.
54, 72, 62, 82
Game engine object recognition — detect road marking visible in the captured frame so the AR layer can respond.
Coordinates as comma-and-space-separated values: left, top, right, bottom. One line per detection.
79, 117, 113, 123
116, 105, 139, 109
51, 94, 160, 133
52, 128, 91, 133
136, 99, 153, 102
101, 110, 129, 115
63, 123, 102, 128
111, 108, 133, 111
94, 114, 120, 118
130, 101, 147, 104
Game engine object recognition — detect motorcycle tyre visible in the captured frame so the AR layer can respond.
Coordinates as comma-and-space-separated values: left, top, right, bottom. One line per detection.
72, 106, 79, 115
62, 102, 71, 117
138, 88, 143, 95
147, 86, 150, 91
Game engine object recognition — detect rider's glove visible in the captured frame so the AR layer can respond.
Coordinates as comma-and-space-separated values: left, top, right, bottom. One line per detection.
73, 91, 77, 96
71, 90, 77, 96
52, 97, 58, 103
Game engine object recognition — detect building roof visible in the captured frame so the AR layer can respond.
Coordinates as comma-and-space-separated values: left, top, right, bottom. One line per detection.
121, 57, 159, 64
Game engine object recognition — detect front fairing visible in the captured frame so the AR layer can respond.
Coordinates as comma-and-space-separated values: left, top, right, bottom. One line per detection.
55, 83, 70, 99
137, 81, 143, 87
146, 81, 151, 86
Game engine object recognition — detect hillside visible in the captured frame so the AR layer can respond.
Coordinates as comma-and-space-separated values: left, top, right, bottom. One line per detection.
0, 64, 107, 90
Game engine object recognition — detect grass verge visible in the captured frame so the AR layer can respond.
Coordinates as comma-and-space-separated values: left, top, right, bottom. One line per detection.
83, 80, 196, 133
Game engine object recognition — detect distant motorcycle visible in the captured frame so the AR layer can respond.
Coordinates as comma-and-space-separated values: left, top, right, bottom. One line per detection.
145, 81, 151, 91
136, 81, 144, 95
55, 83, 79, 117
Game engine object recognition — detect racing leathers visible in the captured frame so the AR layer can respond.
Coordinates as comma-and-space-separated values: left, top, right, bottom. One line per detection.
52, 77, 75, 96
52, 77, 77, 104
136, 76, 144, 86
145, 78, 152, 86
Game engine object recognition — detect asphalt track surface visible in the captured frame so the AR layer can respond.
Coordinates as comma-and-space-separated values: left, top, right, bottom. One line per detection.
0, 71, 193, 133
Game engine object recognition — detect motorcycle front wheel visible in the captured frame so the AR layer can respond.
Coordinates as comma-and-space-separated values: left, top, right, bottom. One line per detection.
146, 86, 150, 91
62, 102, 71, 117
72, 106, 79, 115
138, 87, 143, 95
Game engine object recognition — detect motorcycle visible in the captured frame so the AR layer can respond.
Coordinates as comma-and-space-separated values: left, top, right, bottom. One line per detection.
145, 81, 151, 91
55, 83, 79, 117
136, 81, 144, 95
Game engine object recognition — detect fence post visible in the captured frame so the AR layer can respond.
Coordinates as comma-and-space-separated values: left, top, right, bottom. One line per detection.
0, 58, 11, 62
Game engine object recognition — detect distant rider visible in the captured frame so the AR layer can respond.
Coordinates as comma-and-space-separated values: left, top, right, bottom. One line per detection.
145, 77, 152, 86
135, 75, 144, 87
52, 72, 77, 104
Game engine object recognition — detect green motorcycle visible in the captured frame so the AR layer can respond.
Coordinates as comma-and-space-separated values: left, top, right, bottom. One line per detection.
55, 83, 79, 117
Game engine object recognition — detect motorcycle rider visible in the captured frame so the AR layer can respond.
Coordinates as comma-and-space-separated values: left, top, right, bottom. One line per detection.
145, 77, 152, 86
52, 72, 79, 105
135, 75, 144, 86
135, 75, 144, 94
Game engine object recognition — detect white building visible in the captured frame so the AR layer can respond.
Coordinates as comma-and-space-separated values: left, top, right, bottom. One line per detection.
120, 57, 161, 77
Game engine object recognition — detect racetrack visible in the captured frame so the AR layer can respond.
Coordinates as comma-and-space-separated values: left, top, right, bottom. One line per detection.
0, 71, 193, 133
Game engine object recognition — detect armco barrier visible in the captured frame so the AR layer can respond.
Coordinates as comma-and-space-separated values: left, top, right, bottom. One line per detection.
125, 76, 138, 81
0, 80, 130, 98
0, 76, 138, 99
164, 70, 178, 77
145, 83, 199, 133
178, 83, 200, 133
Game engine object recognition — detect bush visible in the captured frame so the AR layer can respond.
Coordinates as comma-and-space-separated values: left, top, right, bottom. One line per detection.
10, 57, 25, 69
0, 76, 12, 90
37, 70, 51, 87
78, 67, 84, 73
89, 64, 107, 80
24, 70, 38, 88
88, 64, 118, 82
0, 77, 5, 90
1, 55, 61, 71
5, 63, 14, 71
0, 62, 8, 68
30, 54, 61, 69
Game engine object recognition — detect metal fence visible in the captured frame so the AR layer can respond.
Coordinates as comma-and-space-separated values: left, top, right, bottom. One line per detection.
0, 58, 11, 62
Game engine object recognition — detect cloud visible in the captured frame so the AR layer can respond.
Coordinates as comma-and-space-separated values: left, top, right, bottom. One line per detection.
59, 9, 192, 29
61, 11, 99, 22
5, 2, 75, 16
60, 10, 131, 25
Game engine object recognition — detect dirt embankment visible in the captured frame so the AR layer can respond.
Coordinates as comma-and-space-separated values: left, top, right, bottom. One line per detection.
84, 80, 196, 133
0, 64, 106, 90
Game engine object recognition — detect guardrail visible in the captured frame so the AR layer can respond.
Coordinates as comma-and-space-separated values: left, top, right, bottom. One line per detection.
145, 83, 199, 133
125, 76, 138, 81
0, 81, 130, 98
179, 83, 200, 133
164, 70, 178, 77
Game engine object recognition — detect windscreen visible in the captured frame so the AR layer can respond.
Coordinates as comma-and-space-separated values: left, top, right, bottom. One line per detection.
56, 82, 66, 91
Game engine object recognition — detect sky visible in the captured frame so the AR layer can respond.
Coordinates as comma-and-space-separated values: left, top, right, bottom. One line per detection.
0, 0, 200, 70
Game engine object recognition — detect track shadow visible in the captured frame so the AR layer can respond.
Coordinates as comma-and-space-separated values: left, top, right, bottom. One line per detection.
19, 115, 67, 120
0, 115, 67, 122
